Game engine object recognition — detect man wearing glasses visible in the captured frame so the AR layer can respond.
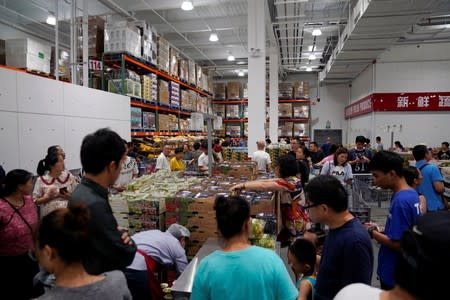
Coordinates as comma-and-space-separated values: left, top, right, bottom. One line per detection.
303, 175, 373, 300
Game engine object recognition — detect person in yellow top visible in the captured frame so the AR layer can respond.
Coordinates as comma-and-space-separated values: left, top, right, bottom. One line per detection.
170, 147, 186, 172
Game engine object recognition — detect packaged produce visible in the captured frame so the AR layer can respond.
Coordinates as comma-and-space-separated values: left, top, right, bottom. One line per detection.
250, 218, 265, 239
254, 234, 276, 250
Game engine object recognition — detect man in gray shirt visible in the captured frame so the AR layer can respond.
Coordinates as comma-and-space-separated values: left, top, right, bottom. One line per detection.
69, 128, 136, 275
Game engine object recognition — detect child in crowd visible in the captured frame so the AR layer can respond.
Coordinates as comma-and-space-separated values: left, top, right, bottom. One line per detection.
288, 238, 317, 300
35, 204, 131, 299
403, 166, 427, 213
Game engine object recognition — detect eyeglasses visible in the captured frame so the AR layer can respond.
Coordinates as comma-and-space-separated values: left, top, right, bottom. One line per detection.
303, 202, 321, 210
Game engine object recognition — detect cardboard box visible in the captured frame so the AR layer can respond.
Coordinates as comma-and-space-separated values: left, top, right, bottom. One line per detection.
158, 114, 170, 131
6, 38, 51, 73
157, 36, 170, 72
133, 20, 158, 65
196, 64, 203, 88
169, 81, 180, 107
131, 107, 142, 129
213, 83, 226, 100
293, 81, 310, 99
278, 122, 293, 137
104, 21, 141, 58
279, 82, 293, 99
77, 16, 105, 59
179, 59, 188, 81
292, 104, 309, 118
293, 123, 309, 137
278, 103, 292, 118
141, 74, 158, 102
226, 105, 240, 119
213, 104, 225, 118
226, 125, 241, 137
158, 80, 169, 104
188, 59, 196, 85
169, 47, 179, 77
227, 81, 241, 99
243, 82, 248, 99
142, 112, 156, 130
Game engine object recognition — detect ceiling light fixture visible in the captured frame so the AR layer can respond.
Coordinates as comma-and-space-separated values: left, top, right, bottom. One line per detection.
237, 61, 246, 65
308, 54, 316, 60
306, 67, 312, 72
209, 32, 219, 42
238, 71, 245, 77
227, 53, 235, 61
312, 28, 322, 36
46, 15, 56, 26
181, 1, 194, 11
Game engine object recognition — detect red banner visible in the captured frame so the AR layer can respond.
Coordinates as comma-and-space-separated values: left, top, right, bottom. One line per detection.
345, 92, 450, 119
344, 95, 373, 119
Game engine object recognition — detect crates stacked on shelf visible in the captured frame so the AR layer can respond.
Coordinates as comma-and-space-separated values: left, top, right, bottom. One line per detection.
5, 38, 52, 73
131, 107, 142, 130
157, 36, 170, 73
292, 103, 309, 118
279, 103, 292, 118
179, 119, 190, 132
279, 82, 293, 99
266, 144, 291, 164
142, 112, 156, 131
141, 74, 158, 102
213, 83, 226, 100
213, 104, 225, 118
158, 114, 170, 131
196, 96, 208, 114
158, 79, 170, 105
293, 123, 309, 137
278, 122, 293, 137
133, 20, 158, 65
169, 48, 179, 78
108, 69, 141, 98
179, 59, 189, 82
227, 81, 241, 99
169, 81, 180, 107
128, 195, 166, 234
104, 21, 141, 58
226, 105, 240, 119
221, 148, 249, 161
188, 90, 198, 111
78, 16, 105, 59
293, 81, 310, 99
188, 60, 196, 86
243, 83, 248, 99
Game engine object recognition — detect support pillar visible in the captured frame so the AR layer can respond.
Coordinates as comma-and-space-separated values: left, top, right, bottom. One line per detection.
269, 46, 278, 144
247, 0, 266, 155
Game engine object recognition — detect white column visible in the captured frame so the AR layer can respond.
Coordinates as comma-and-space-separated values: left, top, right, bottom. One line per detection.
247, 0, 266, 155
269, 46, 278, 143
82, 0, 89, 87
54, 0, 59, 81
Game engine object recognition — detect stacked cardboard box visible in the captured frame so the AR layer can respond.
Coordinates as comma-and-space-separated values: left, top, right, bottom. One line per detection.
292, 104, 309, 118
158, 114, 170, 131
226, 105, 240, 119
188, 59, 196, 86
157, 36, 170, 73
189, 91, 198, 111
293, 123, 309, 137
6, 38, 51, 73
108, 70, 141, 98
179, 119, 189, 132
196, 64, 203, 89
213, 104, 225, 118
243, 105, 248, 118
104, 21, 141, 58
243, 83, 248, 99
169, 47, 179, 77
167, 114, 178, 131
132, 20, 158, 65
178, 59, 188, 82
278, 122, 293, 137
131, 107, 142, 129
128, 197, 166, 234
213, 162, 257, 180
279, 82, 293, 99
213, 83, 226, 100
142, 112, 156, 131
158, 80, 170, 105
225, 125, 241, 137
141, 74, 158, 102
169, 81, 180, 107
196, 96, 208, 114
293, 81, 310, 99
279, 103, 292, 118
77, 16, 105, 59
227, 82, 241, 99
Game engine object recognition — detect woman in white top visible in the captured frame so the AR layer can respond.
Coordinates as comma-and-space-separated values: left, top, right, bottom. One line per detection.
320, 147, 353, 186
334, 211, 450, 300
33, 150, 77, 217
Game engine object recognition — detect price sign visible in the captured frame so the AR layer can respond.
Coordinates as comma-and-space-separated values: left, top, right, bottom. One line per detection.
89, 59, 103, 71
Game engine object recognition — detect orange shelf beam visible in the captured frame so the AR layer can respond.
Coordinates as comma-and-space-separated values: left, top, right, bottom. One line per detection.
123, 55, 210, 97
130, 101, 191, 116
223, 119, 248, 123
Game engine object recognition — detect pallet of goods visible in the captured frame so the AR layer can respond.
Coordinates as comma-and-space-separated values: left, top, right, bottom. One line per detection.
179, 59, 189, 82
225, 105, 240, 119
141, 74, 158, 102
292, 103, 309, 118
157, 36, 170, 73
104, 21, 141, 58
213, 83, 226, 100
6, 38, 51, 73
227, 81, 241, 100
142, 112, 156, 131
77, 16, 105, 59
279, 82, 293, 99
133, 20, 158, 66
169, 81, 180, 107
279, 103, 293, 118
158, 80, 170, 105
293, 81, 310, 99
108, 70, 141, 98
169, 47, 179, 78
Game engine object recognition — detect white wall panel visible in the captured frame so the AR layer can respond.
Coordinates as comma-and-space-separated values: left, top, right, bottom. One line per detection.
0, 68, 17, 112
63, 83, 130, 120
17, 72, 64, 115
0, 111, 20, 172
347, 114, 372, 144
378, 43, 450, 62
18, 113, 65, 173
351, 64, 373, 102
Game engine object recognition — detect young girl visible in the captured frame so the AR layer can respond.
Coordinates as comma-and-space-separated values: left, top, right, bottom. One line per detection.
35, 204, 131, 299
288, 238, 317, 300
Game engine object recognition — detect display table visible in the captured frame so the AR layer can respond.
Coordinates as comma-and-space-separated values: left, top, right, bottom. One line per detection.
172, 237, 223, 299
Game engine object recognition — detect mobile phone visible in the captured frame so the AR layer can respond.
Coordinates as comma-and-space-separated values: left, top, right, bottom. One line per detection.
59, 187, 68, 194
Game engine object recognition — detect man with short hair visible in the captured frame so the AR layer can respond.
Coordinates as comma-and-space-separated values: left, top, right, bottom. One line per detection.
304, 175, 373, 300
69, 128, 136, 275
438, 141, 450, 160
309, 141, 325, 164
349, 136, 373, 174
198, 141, 210, 173
125, 224, 190, 300
375, 136, 384, 152
156, 145, 171, 172
252, 141, 272, 173
321, 137, 332, 156
413, 145, 445, 211
368, 151, 422, 290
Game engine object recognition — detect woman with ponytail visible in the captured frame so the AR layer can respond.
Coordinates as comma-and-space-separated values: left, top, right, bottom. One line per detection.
191, 195, 298, 300
0, 169, 43, 299
35, 204, 131, 299
33, 151, 77, 217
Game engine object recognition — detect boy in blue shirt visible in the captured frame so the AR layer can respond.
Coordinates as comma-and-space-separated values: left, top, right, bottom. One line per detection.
367, 151, 422, 290
412, 145, 445, 211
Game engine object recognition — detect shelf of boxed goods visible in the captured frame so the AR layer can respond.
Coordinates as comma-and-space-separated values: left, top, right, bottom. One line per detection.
103, 53, 211, 97
131, 131, 208, 137
130, 98, 191, 116
212, 99, 310, 105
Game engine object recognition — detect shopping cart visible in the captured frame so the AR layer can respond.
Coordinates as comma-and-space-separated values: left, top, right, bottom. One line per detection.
352, 174, 392, 209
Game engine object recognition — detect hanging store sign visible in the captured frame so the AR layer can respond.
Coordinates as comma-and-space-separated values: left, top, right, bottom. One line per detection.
345, 92, 450, 119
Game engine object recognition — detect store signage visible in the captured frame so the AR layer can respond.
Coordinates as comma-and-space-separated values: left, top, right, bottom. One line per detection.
345, 92, 450, 119
89, 59, 103, 71
344, 95, 373, 119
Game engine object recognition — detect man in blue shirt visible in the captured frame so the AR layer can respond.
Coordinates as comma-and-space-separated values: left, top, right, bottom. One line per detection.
304, 175, 373, 300
368, 151, 421, 290
413, 145, 445, 211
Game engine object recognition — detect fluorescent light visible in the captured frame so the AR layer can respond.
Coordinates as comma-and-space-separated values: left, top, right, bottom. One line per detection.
306, 67, 312, 72
237, 61, 246, 65
181, 1, 194, 11
308, 45, 314, 52
227, 54, 235, 61
46, 15, 56, 26
238, 71, 245, 77
312, 28, 322, 36
209, 32, 219, 42
308, 54, 316, 60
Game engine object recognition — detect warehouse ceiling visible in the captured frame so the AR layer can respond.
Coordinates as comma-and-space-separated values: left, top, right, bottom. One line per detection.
0, 0, 449, 80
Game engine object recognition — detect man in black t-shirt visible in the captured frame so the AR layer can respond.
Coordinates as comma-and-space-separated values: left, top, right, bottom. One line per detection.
309, 141, 325, 164
438, 141, 450, 160
349, 136, 373, 174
